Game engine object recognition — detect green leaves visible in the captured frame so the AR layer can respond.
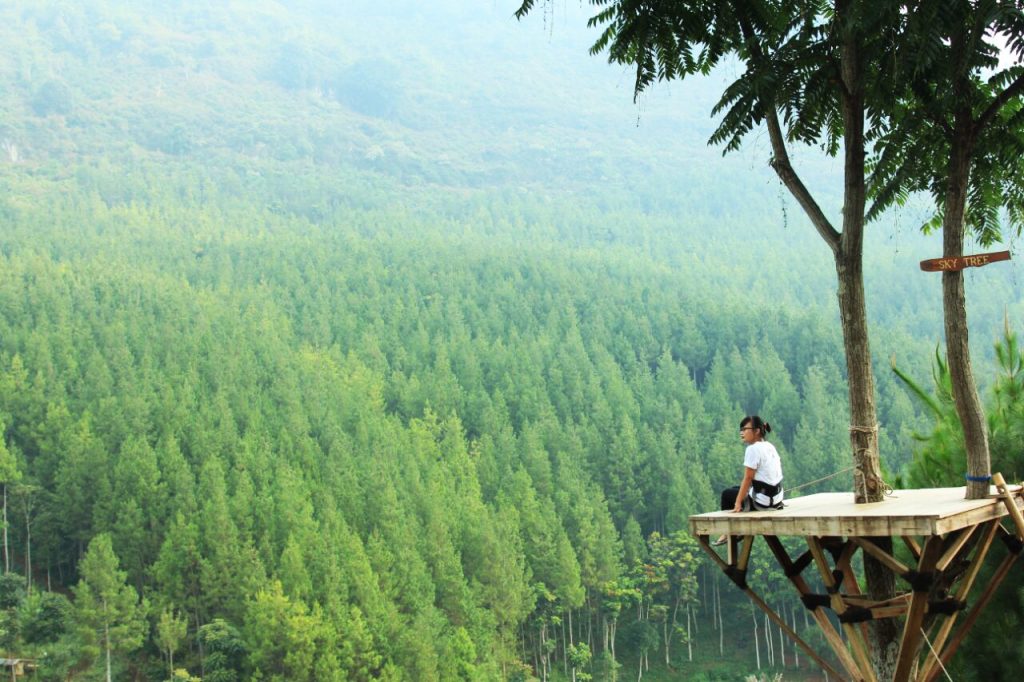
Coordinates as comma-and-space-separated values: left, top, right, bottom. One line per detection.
868, 0, 1024, 241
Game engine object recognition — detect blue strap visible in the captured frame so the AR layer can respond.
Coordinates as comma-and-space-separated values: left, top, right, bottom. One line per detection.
965, 473, 992, 482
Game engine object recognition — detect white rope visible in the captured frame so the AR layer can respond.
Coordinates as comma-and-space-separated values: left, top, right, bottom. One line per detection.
920, 627, 953, 682
785, 466, 856, 494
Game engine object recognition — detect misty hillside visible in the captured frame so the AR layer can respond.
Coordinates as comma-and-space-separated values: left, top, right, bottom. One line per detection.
2, 1, 1019, 335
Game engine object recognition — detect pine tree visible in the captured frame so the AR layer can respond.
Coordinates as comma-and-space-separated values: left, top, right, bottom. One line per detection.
72, 533, 147, 682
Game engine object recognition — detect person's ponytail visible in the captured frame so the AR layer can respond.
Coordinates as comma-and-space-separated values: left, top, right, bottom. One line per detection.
740, 415, 771, 437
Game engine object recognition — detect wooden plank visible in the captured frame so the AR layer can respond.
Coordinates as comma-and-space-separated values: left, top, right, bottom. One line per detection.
843, 593, 911, 609
933, 492, 1024, 534
869, 604, 909, 619
893, 536, 944, 682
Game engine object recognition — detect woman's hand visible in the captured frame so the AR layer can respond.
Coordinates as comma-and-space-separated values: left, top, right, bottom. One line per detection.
733, 467, 757, 513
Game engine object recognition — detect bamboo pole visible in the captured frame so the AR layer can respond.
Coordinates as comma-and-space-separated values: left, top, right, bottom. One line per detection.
992, 473, 1024, 540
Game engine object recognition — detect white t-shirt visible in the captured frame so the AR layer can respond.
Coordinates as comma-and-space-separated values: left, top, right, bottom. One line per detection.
743, 440, 783, 507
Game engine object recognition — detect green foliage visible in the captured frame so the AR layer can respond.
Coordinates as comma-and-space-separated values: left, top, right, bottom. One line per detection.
19, 591, 71, 645
198, 618, 247, 682
0, 572, 26, 609
899, 324, 1024, 486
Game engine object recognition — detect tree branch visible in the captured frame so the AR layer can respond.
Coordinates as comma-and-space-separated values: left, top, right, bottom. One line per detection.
975, 73, 1024, 135
764, 107, 842, 252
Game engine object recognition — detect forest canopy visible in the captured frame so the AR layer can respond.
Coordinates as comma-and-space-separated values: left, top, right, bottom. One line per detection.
0, 1, 1021, 680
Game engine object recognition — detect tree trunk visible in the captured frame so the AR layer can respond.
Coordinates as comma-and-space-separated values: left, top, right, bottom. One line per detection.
717, 578, 723, 655
105, 621, 113, 682
791, 604, 799, 667
562, 616, 568, 677
752, 604, 761, 670
777, 602, 785, 666
23, 499, 32, 593
687, 602, 693, 661
663, 617, 670, 666
836, 4, 899, 678
943, 117, 991, 500
2, 484, 7, 574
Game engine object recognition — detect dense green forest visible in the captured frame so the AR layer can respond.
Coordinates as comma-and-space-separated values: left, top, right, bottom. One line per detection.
0, 1, 1022, 680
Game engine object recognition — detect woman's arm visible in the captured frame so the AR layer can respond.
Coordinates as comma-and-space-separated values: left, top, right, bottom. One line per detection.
732, 467, 756, 512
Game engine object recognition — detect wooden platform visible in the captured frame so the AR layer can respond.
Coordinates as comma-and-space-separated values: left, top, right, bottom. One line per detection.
688, 480, 1024, 682
689, 485, 1024, 538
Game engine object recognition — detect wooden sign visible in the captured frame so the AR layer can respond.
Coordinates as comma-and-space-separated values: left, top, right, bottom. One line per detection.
920, 250, 1011, 272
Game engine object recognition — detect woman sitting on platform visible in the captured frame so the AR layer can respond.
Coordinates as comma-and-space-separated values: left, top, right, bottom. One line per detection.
713, 415, 784, 546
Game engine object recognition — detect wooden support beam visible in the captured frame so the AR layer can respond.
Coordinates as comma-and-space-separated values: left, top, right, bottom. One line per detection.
843, 593, 911, 610
737, 534, 755, 572
893, 535, 944, 682
836, 541, 860, 594
869, 604, 910, 620
695, 535, 730, 573
699, 535, 851, 680
809, 536, 876, 682
743, 586, 847, 681
921, 526, 1021, 682
834, 541, 871, 643
916, 520, 999, 682
902, 535, 922, 561
936, 525, 976, 572
851, 536, 911, 575
763, 536, 864, 681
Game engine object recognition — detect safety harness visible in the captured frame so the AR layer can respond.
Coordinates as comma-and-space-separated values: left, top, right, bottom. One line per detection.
750, 478, 785, 510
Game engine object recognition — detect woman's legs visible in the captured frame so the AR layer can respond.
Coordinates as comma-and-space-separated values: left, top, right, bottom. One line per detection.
715, 487, 742, 544
721, 486, 740, 511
